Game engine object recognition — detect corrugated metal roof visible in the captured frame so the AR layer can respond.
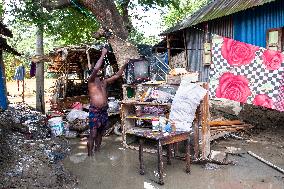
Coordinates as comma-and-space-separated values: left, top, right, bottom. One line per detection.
163, 0, 277, 34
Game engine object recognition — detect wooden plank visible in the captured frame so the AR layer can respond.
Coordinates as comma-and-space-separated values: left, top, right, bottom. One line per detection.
210, 124, 254, 129
209, 120, 243, 126
201, 83, 210, 159
193, 108, 200, 160
121, 100, 171, 106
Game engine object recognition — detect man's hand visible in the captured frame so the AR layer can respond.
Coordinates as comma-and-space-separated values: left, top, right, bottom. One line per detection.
101, 48, 108, 55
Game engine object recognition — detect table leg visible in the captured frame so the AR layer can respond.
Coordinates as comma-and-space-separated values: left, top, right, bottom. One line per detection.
157, 140, 164, 185
139, 139, 145, 175
185, 138, 191, 174
167, 144, 172, 165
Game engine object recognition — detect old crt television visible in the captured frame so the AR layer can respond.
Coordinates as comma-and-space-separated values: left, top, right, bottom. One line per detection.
125, 58, 150, 84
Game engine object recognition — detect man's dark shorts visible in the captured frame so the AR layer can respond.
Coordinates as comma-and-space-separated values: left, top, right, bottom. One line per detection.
89, 105, 108, 131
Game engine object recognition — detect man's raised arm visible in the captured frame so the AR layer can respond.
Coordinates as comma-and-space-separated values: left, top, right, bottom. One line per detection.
104, 59, 129, 84
89, 48, 108, 81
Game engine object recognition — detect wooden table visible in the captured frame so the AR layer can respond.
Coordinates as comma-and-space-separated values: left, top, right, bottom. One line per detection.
126, 129, 191, 185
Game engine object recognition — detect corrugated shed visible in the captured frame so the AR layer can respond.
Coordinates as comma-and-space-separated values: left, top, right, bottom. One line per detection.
186, 27, 209, 82
163, 0, 277, 34
233, 0, 284, 47
186, 17, 233, 82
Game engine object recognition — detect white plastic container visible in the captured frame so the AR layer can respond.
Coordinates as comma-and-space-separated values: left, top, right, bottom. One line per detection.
48, 117, 64, 137
151, 118, 160, 132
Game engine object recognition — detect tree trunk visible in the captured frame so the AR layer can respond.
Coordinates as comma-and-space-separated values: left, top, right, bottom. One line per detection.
42, 0, 140, 67
79, 0, 140, 67
35, 25, 45, 113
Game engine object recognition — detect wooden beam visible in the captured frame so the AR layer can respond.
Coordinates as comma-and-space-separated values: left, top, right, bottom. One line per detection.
209, 120, 243, 126
201, 83, 210, 159
167, 34, 172, 68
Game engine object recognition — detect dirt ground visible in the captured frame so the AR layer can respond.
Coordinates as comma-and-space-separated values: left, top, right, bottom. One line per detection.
63, 130, 284, 189
6, 78, 56, 111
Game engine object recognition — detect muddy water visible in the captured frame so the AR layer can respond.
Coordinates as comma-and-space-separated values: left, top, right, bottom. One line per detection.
64, 136, 284, 189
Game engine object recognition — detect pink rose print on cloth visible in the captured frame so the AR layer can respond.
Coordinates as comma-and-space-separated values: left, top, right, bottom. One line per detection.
262, 50, 284, 70
216, 72, 251, 103
253, 94, 274, 109
221, 38, 259, 66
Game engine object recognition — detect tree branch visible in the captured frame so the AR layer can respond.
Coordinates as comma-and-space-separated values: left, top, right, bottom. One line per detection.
41, 0, 72, 10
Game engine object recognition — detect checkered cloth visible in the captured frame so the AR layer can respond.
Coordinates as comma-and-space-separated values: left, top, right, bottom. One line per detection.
209, 36, 284, 111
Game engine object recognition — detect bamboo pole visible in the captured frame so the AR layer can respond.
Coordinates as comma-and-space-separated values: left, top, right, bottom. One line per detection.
209, 120, 243, 126
167, 34, 171, 68
248, 151, 284, 174
201, 83, 210, 159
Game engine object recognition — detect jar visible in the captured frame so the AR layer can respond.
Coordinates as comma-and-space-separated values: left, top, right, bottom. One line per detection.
151, 118, 160, 131
108, 97, 119, 113
135, 106, 142, 117
159, 117, 167, 132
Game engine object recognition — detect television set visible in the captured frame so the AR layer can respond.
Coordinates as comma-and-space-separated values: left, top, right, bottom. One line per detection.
125, 58, 150, 84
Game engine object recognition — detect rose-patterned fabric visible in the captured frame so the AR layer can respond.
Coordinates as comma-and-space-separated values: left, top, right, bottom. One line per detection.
210, 36, 284, 111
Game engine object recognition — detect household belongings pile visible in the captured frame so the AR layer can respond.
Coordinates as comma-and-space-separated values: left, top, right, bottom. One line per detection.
129, 69, 207, 133
47, 97, 120, 138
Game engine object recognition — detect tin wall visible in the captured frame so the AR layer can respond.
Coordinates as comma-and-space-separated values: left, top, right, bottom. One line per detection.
185, 16, 233, 82
234, 0, 284, 47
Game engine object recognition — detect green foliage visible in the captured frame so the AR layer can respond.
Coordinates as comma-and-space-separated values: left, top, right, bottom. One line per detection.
136, 0, 180, 8
3, 22, 59, 80
128, 29, 159, 45
46, 8, 100, 45
163, 0, 209, 28
0, 0, 3, 18
7, 0, 99, 46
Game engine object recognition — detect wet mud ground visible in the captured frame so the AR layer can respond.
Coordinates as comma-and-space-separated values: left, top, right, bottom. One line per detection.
64, 129, 284, 189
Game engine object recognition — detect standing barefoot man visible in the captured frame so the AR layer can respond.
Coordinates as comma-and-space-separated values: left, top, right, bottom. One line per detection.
87, 47, 128, 156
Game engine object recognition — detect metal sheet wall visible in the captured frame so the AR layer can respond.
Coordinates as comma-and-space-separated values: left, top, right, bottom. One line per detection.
185, 27, 209, 82
185, 17, 233, 82
234, 0, 284, 47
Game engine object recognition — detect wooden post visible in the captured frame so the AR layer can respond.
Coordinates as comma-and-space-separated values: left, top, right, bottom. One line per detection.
193, 106, 200, 160
139, 139, 145, 175
63, 60, 70, 99
166, 34, 171, 68
185, 138, 191, 173
35, 24, 45, 113
201, 83, 210, 159
157, 140, 164, 185
183, 30, 188, 68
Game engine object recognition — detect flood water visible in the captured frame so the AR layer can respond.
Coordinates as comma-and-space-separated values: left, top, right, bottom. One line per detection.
64, 136, 284, 189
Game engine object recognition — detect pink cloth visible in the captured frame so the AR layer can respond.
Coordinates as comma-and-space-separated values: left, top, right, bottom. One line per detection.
210, 36, 284, 112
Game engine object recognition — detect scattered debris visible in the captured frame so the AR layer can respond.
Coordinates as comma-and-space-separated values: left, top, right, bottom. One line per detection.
204, 163, 221, 170
0, 104, 77, 188
225, 147, 243, 154
210, 150, 228, 163
248, 151, 284, 174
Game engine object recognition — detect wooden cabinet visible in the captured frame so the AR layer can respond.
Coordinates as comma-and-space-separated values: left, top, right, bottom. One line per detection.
120, 82, 210, 159
121, 100, 171, 153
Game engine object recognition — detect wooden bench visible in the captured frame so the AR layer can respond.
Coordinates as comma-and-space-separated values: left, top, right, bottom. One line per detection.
127, 129, 191, 185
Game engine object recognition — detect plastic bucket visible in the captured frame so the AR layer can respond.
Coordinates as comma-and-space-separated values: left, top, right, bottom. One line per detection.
48, 117, 64, 137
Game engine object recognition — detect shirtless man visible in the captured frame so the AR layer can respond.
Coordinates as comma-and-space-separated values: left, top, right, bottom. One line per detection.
87, 47, 128, 156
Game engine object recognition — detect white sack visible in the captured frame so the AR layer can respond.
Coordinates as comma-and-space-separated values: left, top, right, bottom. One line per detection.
66, 110, 89, 122
169, 82, 207, 131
